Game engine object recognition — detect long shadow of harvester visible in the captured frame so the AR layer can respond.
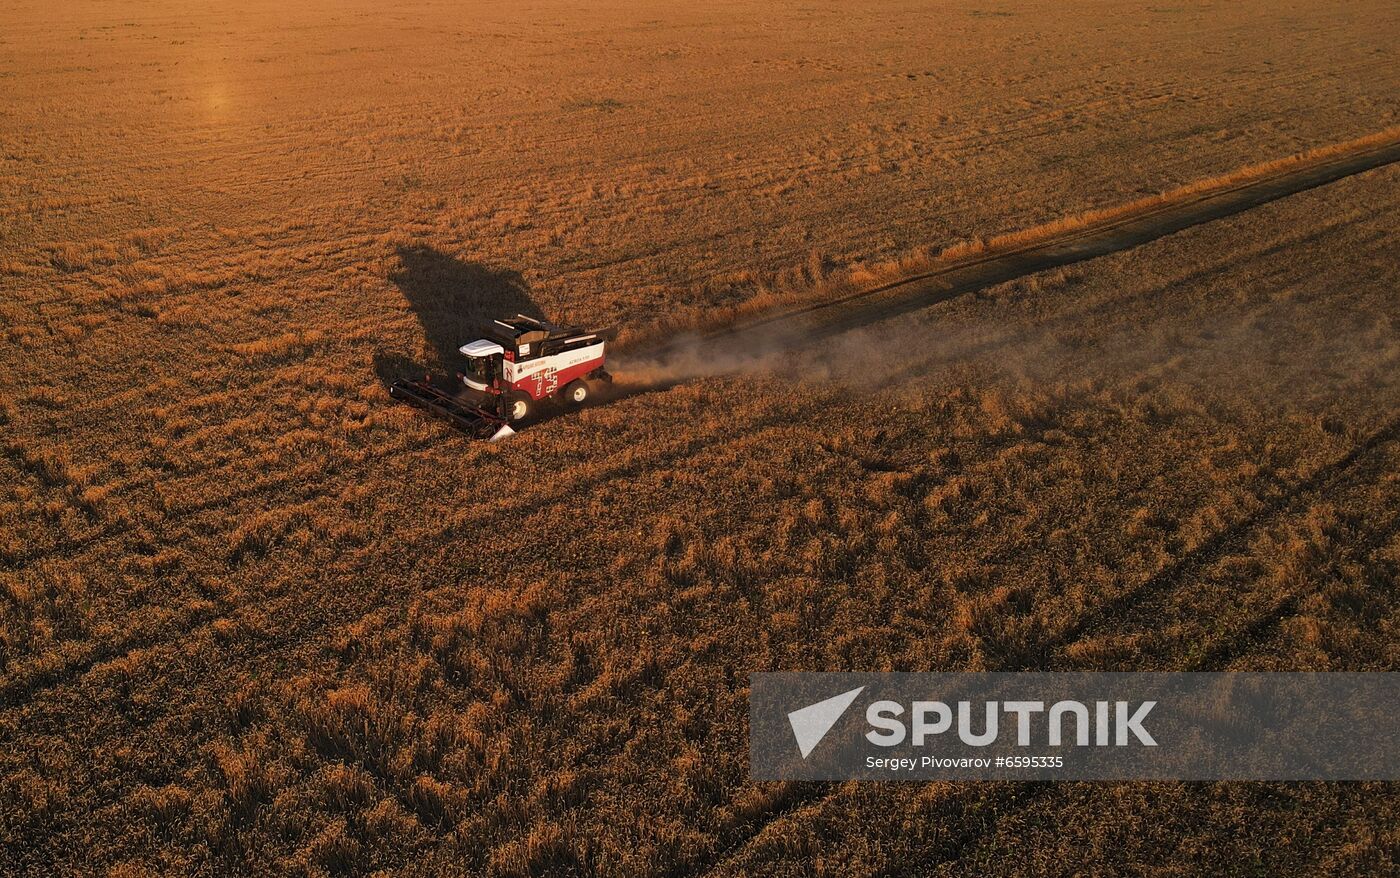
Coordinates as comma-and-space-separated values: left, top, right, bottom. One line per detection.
373, 244, 546, 388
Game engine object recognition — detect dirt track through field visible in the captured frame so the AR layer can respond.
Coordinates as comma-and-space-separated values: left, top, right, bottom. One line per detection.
667, 134, 1400, 366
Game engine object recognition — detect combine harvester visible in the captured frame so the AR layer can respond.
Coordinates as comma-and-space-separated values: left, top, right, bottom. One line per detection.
389, 315, 610, 441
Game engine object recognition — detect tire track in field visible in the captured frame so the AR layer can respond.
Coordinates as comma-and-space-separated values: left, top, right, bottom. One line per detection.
1049, 413, 1400, 661
683, 134, 1400, 359
1179, 445, 1400, 671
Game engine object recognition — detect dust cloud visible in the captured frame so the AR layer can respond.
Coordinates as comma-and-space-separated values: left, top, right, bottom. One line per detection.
609, 294, 1397, 419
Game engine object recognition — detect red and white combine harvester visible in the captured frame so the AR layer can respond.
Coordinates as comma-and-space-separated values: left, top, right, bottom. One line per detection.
389, 315, 610, 441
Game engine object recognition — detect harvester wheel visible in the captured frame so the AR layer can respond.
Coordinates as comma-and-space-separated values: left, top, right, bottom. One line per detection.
507, 392, 532, 422
563, 380, 589, 405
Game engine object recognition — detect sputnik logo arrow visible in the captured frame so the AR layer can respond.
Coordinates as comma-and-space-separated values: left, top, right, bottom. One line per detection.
787, 686, 865, 758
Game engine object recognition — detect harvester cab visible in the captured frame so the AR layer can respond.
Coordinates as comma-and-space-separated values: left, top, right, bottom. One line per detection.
388, 314, 610, 441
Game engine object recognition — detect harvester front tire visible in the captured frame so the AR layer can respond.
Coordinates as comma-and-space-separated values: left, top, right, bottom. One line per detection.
508, 393, 532, 422
563, 380, 589, 406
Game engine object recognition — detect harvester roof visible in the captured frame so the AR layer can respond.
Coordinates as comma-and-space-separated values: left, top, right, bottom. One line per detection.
458, 338, 505, 357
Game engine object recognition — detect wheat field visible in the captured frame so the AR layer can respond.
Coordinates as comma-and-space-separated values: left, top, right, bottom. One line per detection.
2, 1, 1399, 875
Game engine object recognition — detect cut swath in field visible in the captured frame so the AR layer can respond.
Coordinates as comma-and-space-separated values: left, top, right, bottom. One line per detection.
618, 125, 1400, 356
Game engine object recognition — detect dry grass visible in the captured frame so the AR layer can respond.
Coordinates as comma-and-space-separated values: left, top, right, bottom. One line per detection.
2, 0, 1399, 875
